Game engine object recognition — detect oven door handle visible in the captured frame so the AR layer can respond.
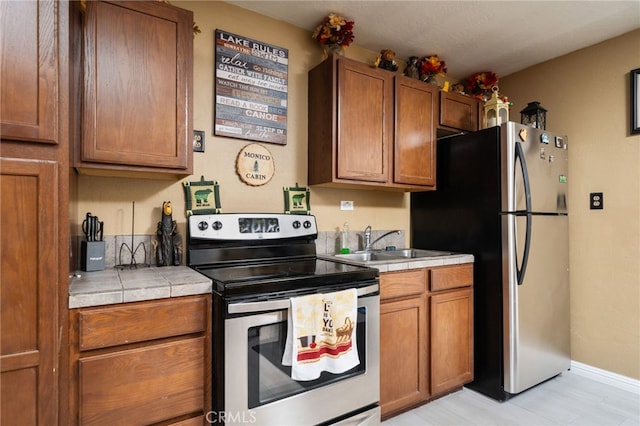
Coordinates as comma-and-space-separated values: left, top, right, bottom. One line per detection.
227, 283, 379, 315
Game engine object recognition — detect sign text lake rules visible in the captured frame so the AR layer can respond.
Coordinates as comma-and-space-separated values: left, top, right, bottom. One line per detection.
215, 30, 288, 145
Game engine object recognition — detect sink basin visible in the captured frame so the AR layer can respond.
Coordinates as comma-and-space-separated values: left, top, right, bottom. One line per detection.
331, 248, 454, 264
333, 252, 386, 262
382, 249, 453, 258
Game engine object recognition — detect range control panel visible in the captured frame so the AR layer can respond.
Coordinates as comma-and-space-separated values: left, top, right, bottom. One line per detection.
188, 213, 318, 240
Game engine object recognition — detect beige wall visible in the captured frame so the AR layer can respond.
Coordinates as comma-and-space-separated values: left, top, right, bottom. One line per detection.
75, 2, 639, 378
500, 29, 640, 379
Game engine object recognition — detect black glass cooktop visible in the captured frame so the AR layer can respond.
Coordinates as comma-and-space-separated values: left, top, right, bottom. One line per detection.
196, 258, 378, 298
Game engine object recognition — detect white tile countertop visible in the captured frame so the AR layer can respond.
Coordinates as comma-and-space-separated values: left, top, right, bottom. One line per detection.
69, 253, 473, 308
68, 266, 212, 308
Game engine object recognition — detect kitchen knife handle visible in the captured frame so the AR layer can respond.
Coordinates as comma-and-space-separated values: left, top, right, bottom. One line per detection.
93, 217, 99, 241
87, 217, 94, 241
83, 212, 93, 241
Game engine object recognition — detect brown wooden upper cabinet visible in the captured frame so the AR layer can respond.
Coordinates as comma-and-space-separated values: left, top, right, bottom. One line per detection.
308, 55, 436, 191
1, 0, 60, 144
77, 1, 193, 177
439, 90, 482, 132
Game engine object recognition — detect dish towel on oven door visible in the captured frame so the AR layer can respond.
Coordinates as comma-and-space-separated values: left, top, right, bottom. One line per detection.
282, 288, 359, 381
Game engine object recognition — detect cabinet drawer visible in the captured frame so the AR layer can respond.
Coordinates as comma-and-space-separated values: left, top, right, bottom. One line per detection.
380, 269, 426, 300
78, 296, 207, 351
79, 338, 205, 425
170, 416, 206, 426
430, 264, 473, 292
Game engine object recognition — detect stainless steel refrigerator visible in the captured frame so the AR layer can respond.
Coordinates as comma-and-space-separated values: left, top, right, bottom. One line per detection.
411, 121, 570, 401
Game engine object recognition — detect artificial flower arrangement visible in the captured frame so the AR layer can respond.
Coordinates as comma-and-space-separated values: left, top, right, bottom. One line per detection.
418, 55, 447, 83
312, 13, 355, 49
465, 71, 499, 100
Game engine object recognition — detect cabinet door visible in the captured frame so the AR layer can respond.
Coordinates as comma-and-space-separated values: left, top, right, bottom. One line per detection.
336, 59, 391, 183
440, 91, 480, 132
81, 1, 192, 171
394, 77, 436, 186
430, 288, 473, 396
1, 159, 58, 425
380, 295, 428, 417
0, 0, 59, 144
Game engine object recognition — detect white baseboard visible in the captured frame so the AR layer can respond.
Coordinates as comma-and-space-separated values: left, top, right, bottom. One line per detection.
570, 360, 640, 394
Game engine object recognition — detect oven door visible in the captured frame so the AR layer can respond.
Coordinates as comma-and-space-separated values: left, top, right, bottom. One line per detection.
222, 284, 380, 426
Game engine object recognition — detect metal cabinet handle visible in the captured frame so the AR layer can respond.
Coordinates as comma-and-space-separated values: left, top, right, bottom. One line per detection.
228, 283, 379, 314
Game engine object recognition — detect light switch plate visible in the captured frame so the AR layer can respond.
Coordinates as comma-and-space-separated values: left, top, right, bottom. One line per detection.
340, 201, 354, 211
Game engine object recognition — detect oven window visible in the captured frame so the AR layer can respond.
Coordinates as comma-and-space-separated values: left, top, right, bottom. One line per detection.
247, 306, 367, 408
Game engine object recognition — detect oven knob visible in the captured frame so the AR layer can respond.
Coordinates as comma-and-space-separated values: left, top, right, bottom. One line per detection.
198, 221, 208, 231
212, 221, 223, 230
292, 220, 301, 229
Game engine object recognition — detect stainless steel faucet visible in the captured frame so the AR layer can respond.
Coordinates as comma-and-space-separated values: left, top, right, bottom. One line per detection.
363, 225, 400, 251
364, 225, 372, 250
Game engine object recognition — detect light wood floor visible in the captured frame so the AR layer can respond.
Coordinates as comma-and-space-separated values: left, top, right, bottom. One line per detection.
382, 370, 640, 425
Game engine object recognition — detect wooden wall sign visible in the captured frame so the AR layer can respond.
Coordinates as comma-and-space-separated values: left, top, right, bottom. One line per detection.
214, 29, 288, 145
236, 143, 275, 186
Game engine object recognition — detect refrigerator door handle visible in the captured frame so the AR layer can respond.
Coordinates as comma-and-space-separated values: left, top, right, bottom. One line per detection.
515, 142, 532, 285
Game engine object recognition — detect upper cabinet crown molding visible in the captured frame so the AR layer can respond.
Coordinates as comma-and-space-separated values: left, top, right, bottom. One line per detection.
76, 0, 193, 178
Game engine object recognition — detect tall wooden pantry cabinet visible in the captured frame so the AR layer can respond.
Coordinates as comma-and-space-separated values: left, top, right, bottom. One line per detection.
0, 0, 71, 424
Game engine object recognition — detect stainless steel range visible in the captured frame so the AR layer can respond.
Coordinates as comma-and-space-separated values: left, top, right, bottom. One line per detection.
188, 213, 381, 425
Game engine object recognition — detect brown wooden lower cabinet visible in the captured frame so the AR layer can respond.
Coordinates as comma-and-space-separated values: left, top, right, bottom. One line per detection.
380, 263, 474, 419
430, 288, 474, 396
380, 294, 429, 415
69, 295, 211, 425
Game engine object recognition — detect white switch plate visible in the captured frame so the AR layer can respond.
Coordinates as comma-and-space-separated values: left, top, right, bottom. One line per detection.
340, 200, 354, 211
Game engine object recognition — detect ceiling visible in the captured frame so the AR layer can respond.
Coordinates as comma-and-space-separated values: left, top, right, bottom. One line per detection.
226, 0, 640, 79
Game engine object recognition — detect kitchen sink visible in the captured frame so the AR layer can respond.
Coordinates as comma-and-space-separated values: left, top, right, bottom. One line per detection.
332, 252, 386, 262
331, 248, 455, 264
381, 249, 453, 258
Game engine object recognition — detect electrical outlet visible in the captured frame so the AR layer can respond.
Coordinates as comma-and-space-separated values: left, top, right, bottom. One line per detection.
193, 130, 205, 152
590, 192, 603, 210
